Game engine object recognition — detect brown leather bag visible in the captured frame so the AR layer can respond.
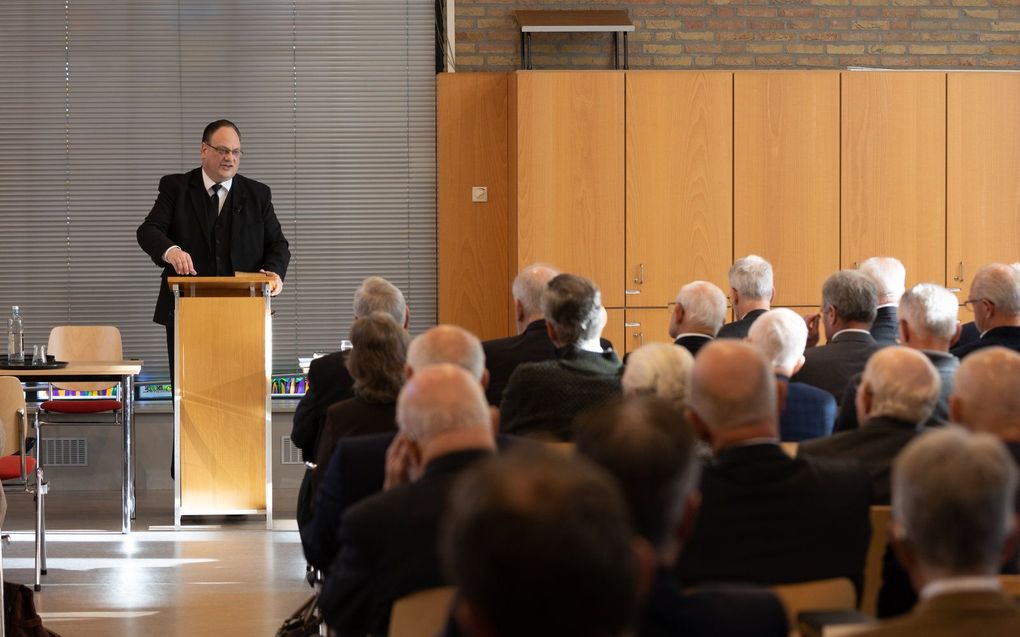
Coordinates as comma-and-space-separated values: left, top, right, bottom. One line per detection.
3, 581, 62, 637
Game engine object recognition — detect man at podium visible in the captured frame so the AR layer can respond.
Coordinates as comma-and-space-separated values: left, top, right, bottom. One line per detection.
137, 119, 291, 368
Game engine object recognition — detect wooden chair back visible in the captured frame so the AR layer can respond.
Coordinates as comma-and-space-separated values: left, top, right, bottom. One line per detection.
0, 377, 26, 457
47, 325, 123, 392
771, 577, 856, 635
389, 586, 457, 637
861, 505, 892, 615
780, 441, 798, 458
1001, 575, 1020, 597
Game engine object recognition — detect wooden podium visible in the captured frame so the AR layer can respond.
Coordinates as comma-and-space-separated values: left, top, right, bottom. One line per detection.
169, 274, 273, 528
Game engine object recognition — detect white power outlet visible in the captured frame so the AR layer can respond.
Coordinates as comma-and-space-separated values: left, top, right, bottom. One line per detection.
471, 186, 488, 203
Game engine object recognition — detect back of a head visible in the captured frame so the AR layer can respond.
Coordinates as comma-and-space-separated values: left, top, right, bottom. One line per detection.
512, 264, 560, 316
898, 283, 959, 344
972, 263, 1020, 317
859, 257, 906, 301
542, 274, 603, 345
688, 340, 777, 431
406, 324, 485, 380
576, 396, 701, 552
352, 276, 407, 325
345, 312, 410, 402
860, 347, 940, 425
953, 346, 1020, 435
676, 281, 728, 335
729, 254, 774, 301
620, 342, 694, 411
893, 427, 1018, 576
746, 308, 808, 371
442, 448, 638, 637
822, 270, 878, 325
396, 364, 491, 444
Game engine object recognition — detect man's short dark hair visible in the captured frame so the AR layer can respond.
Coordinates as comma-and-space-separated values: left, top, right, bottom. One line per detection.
542, 273, 602, 345
822, 270, 878, 325
442, 448, 638, 637
576, 396, 701, 550
202, 119, 241, 143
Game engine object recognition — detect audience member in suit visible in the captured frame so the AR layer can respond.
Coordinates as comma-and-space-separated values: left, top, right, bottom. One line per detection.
862, 428, 1020, 637
747, 308, 837, 441
717, 255, 774, 340
668, 280, 727, 357
955, 320, 980, 350
951, 262, 1020, 358
320, 365, 497, 636
441, 447, 642, 637
835, 284, 960, 433
800, 347, 940, 504
292, 276, 408, 527
676, 341, 872, 590
500, 274, 622, 440
303, 324, 489, 572
621, 342, 694, 412
792, 270, 883, 403
576, 396, 789, 637
860, 257, 906, 346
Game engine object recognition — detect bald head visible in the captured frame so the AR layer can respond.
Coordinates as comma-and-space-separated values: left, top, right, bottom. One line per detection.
512, 264, 560, 332
970, 263, 1020, 332
406, 325, 485, 380
687, 340, 777, 436
397, 364, 493, 447
860, 257, 906, 305
951, 347, 1020, 441
858, 347, 940, 426
670, 281, 728, 338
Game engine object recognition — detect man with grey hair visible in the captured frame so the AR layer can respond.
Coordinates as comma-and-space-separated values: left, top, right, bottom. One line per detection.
835, 283, 960, 432
319, 364, 496, 635
747, 308, 837, 441
793, 270, 883, 403
668, 280, 728, 356
676, 341, 871, 589
863, 428, 1020, 636
800, 347, 940, 504
952, 263, 1020, 358
500, 273, 621, 440
860, 257, 907, 346
718, 255, 774, 339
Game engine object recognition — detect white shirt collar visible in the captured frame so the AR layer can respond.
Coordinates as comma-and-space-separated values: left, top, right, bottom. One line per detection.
201, 170, 233, 195
832, 328, 872, 339
920, 576, 1001, 601
877, 303, 898, 309
677, 333, 713, 340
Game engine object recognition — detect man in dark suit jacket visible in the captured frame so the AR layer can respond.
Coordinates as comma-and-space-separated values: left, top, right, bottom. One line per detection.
793, 270, 883, 403
951, 263, 1020, 358
319, 365, 497, 636
668, 280, 728, 357
718, 255, 773, 340
576, 396, 788, 637
860, 257, 906, 346
678, 341, 872, 590
137, 119, 290, 369
835, 284, 960, 433
801, 347, 940, 504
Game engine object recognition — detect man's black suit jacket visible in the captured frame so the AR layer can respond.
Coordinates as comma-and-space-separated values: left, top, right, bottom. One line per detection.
870, 305, 899, 346
675, 443, 872, 591
292, 350, 355, 460
137, 167, 290, 325
717, 308, 768, 340
951, 325, 1020, 359
792, 330, 883, 404
319, 449, 493, 636
674, 334, 713, 357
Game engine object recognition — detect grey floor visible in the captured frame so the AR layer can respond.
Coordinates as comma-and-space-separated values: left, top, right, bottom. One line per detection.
2, 489, 310, 636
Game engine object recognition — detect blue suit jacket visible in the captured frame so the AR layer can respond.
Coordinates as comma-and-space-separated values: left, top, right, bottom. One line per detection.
779, 376, 836, 442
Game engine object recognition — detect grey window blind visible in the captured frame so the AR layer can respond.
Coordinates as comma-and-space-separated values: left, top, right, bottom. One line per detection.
0, 0, 437, 381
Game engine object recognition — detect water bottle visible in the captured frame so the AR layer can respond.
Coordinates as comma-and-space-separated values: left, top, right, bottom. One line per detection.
7, 306, 24, 363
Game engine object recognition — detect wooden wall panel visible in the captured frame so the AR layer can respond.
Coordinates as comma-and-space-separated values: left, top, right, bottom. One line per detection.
604, 308, 625, 355
948, 72, 1020, 295
841, 72, 946, 287
623, 307, 675, 355
734, 72, 840, 307
513, 71, 626, 308
626, 72, 733, 307
437, 72, 511, 339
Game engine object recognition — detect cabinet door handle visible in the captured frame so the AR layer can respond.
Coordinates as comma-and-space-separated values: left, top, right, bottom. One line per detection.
953, 261, 965, 282
853, 261, 859, 269
624, 322, 640, 328
634, 263, 645, 285
632, 331, 644, 347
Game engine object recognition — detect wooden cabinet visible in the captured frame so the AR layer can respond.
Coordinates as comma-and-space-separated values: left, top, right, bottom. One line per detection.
734, 72, 840, 307
947, 73, 1020, 295
604, 308, 626, 356
841, 72, 946, 287
623, 307, 675, 355
626, 72, 733, 307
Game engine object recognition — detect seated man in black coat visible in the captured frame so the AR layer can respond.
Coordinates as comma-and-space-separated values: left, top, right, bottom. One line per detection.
677, 341, 872, 590
576, 396, 788, 637
668, 280, 728, 356
951, 263, 1020, 359
319, 365, 496, 636
500, 273, 622, 440
717, 254, 773, 340
859, 256, 906, 346
800, 347, 940, 504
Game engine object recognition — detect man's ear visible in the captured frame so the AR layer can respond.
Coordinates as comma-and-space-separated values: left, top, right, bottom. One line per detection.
898, 319, 910, 345
631, 537, 659, 609
730, 288, 740, 308
545, 321, 559, 345
950, 322, 963, 349
677, 491, 701, 547
685, 407, 712, 446
403, 307, 411, 330
514, 299, 525, 324
791, 354, 806, 376
480, 368, 490, 391
403, 363, 414, 380
856, 379, 873, 422
669, 304, 685, 338
890, 521, 923, 595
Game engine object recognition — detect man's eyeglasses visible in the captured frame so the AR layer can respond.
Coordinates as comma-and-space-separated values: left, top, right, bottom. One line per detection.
963, 298, 992, 310
203, 142, 243, 158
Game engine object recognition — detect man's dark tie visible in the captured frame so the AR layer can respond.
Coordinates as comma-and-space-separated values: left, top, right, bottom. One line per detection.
208, 183, 221, 226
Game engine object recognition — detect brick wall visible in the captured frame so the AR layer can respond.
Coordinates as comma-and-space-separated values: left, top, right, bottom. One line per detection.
453, 0, 1020, 71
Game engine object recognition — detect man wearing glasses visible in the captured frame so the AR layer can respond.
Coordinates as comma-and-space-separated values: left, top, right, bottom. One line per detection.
137, 119, 291, 371
951, 263, 1020, 359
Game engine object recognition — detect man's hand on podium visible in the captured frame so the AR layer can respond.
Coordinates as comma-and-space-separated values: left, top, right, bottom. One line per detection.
260, 269, 283, 296
165, 246, 197, 275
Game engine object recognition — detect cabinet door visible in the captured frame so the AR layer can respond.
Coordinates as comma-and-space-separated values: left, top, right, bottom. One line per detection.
948, 73, 1020, 295
604, 308, 626, 355
623, 308, 676, 356
734, 72, 840, 307
841, 72, 946, 287
513, 72, 625, 308
626, 72, 733, 308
